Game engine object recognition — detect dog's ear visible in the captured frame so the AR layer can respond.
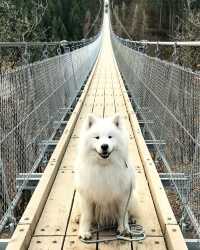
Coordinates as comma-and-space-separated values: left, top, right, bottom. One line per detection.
112, 113, 122, 129
85, 114, 97, 129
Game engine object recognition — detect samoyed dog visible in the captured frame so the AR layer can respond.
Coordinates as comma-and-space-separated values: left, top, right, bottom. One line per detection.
75, 114, 135, 239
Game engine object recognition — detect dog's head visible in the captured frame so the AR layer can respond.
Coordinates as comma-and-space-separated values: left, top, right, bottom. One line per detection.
81, 114, 128, 160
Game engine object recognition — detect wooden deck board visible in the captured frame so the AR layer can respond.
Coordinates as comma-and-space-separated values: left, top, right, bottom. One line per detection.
28, 236, 63, 250
33, 171, 74, 236
63, 236, 97, 250
97, 237, 167, 250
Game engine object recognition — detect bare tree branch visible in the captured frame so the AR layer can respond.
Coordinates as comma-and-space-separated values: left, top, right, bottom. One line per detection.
0, 0, 48, 41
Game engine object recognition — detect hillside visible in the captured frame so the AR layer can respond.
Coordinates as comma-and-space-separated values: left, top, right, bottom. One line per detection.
110, 0, 200, 41
0, 0, 103, 41
110, 0, 200, 70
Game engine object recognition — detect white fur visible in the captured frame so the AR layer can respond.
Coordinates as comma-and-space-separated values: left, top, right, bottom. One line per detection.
75, 114, 136, 239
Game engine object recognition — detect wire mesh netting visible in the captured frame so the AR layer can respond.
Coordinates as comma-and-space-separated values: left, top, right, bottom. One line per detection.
0, 35, 101, 231
112, 34, 200, 238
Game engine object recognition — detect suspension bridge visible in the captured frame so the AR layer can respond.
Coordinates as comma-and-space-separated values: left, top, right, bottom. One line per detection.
0, 3, 199, 250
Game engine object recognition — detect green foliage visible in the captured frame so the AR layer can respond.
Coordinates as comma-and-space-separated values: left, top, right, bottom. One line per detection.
0, 0, 102, 41
110, 0, 189, 40
110, 0, 200, 70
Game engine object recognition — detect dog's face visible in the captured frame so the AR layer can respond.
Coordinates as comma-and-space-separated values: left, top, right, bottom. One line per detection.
81, 114, 127, 160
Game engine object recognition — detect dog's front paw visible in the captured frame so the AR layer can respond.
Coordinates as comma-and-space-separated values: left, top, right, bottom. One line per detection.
74, 214, 80, 224
79, 231, 92, 240
129, 215, 136, 224
117, 224, 130, 236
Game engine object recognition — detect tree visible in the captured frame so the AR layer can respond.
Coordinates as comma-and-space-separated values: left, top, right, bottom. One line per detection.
0, 0, 102, 42
0, 0, 48, 41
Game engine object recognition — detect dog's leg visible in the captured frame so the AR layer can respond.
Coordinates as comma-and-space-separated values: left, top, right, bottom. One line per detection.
117, 199, 130, 235
74, 195, 80, 224
79, 196, 93, 239
74, 214, 80, 224
128, 191, 138, 224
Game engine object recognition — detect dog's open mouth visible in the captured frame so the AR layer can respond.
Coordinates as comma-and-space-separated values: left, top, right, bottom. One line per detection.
99, 152, 110, 159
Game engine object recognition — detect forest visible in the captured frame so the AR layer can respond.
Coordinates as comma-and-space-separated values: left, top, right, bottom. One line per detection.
1, 0, 199, 43
0, 0, 103, 41
110, 0, 200, 41
0, 0, 199, 71
110, 0, 200, 69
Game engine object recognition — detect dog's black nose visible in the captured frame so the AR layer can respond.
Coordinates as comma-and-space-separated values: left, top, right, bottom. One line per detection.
101, 144, 108, 151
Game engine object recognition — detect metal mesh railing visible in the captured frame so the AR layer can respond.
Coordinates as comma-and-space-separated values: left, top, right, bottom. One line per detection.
0, 34, 101, 231
0, 38, 99, 74
112, 34, 200, 238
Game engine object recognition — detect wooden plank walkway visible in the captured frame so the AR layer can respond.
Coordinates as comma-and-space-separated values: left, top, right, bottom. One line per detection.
6, 15, 188, 250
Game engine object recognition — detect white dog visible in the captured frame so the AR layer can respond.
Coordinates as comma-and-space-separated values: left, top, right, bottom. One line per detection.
75, 114, 135, 239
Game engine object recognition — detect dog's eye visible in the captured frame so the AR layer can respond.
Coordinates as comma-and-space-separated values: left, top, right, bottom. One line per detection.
95, 136, 100, 139
108, 135, 112, 139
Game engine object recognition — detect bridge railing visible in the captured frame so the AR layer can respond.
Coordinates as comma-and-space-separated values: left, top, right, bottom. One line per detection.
111, 33, 200, 239
0, 35, 99, 74
115, 36, 200, 72
0, 34, 101, 233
